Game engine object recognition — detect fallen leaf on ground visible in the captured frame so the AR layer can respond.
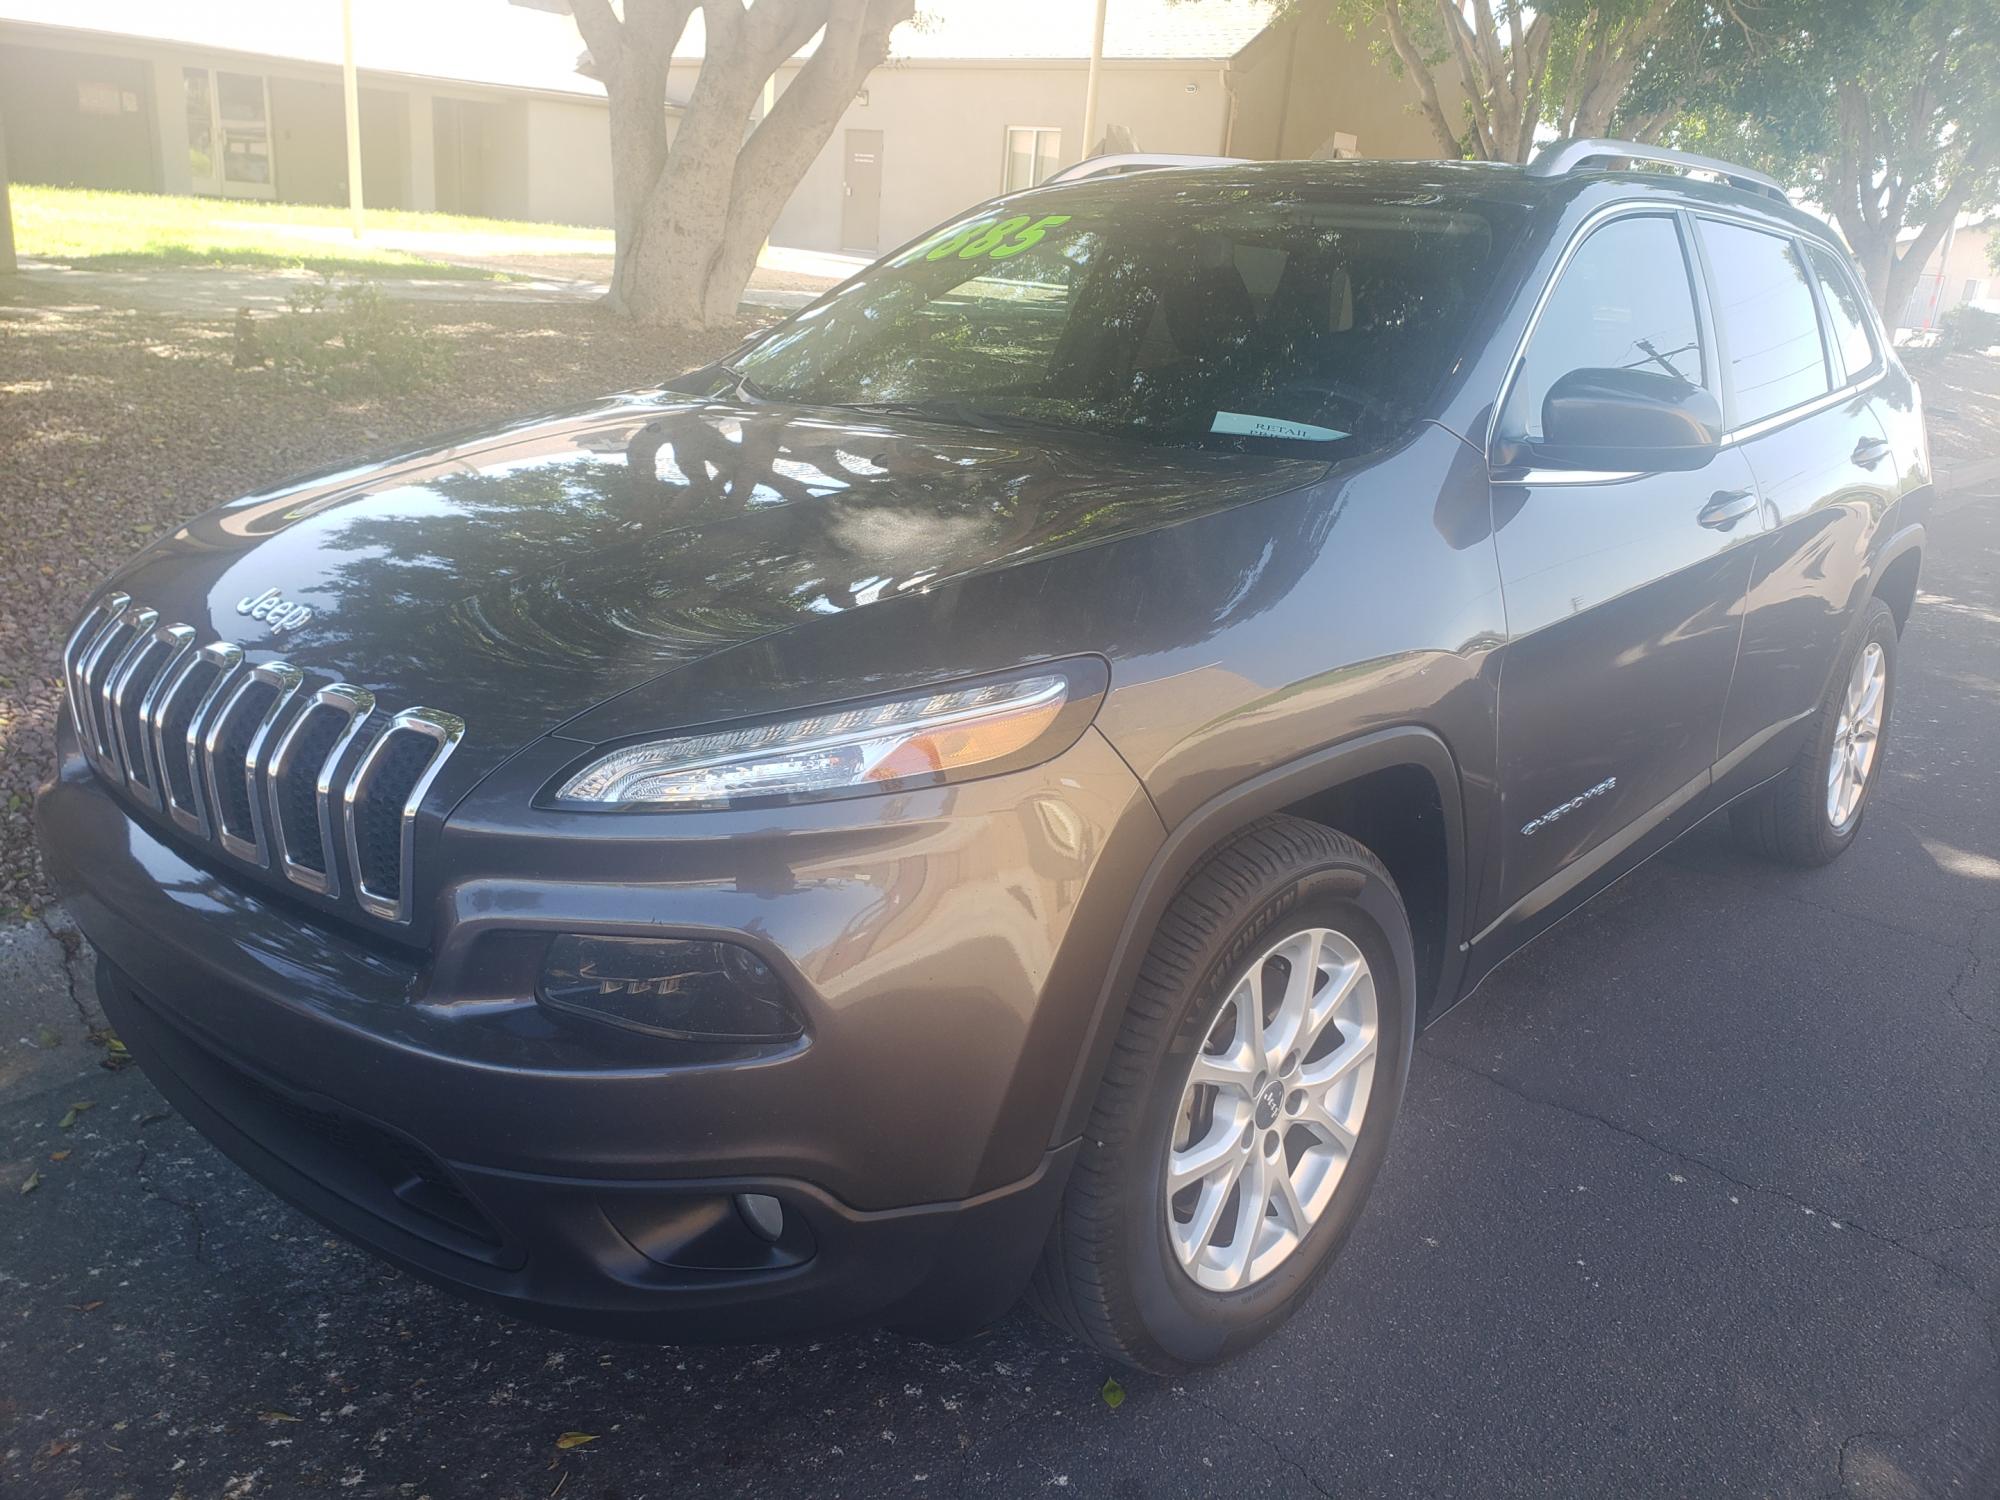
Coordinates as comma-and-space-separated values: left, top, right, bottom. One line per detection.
49, 1149, 70, 1162
554, 1432, 598, 1450
19, 1171, 40, 1195
59, 1100, 93, 1129
35, 1024, 60, 1048
1100, 1378, 1126, 1410
73, 1300, 105, 1313
258, 1411, 302, 1424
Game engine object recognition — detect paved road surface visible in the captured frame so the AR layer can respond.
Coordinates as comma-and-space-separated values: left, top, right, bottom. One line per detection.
3, 485, 1996, 1498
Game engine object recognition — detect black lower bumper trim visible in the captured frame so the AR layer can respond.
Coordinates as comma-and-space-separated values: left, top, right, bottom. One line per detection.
98, 961, 1076, 1343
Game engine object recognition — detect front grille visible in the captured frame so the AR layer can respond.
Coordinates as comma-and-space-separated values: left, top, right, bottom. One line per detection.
61, 594, 464, 924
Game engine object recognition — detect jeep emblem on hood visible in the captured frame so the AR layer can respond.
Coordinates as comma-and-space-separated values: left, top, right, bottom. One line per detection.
236, 586, 314, 634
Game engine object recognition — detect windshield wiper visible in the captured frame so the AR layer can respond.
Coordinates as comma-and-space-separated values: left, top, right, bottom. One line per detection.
847, 399, 1069, 435
719, 361, 775, 402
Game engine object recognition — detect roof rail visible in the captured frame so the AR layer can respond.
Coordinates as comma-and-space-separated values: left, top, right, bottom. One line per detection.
1042, 152, 1244, 186
1529, 138, 1787, 203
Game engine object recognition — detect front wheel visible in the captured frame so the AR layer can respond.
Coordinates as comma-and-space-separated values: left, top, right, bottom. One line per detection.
1030, 816, 1415, 1373
1731, 597, 1898, 867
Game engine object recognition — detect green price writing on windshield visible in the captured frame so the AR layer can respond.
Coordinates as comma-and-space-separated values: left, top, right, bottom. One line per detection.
921, 213, 1074, 263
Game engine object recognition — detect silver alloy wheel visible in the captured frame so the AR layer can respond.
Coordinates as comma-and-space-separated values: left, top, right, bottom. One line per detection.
1166, 926, 1378, 1292
1827, 640, 1887, 832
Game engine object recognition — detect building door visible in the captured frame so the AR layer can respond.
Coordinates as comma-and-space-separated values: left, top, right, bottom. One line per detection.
184, 67, 275, 199
842, 129, 883, 253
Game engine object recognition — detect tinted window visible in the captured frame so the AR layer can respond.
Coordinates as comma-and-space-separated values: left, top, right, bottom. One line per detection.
1808, 244, 1878, 381
733, 177, 1522, 453
1501, 214, 1704, 443
1697, 219, 1830, 423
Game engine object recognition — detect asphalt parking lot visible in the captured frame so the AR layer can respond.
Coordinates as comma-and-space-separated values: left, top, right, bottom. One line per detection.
3, 478, 1997, 1498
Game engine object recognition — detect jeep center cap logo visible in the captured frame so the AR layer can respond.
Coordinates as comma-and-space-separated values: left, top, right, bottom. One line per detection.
1256, 1079, 1284, 1129
236, 587, 313, 634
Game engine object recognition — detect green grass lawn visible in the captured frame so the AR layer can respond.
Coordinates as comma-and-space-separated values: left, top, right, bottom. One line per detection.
12, 185, 613, 279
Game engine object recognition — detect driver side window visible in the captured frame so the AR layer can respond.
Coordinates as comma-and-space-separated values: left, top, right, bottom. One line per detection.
1502, 214, 1707, 443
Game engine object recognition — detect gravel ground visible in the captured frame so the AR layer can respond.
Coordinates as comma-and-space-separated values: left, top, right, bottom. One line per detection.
0, 284, 758, 917
1907, 348, 2000, 474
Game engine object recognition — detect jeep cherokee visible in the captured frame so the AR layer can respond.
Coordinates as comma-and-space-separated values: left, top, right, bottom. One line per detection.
36, 141, 1930, 1372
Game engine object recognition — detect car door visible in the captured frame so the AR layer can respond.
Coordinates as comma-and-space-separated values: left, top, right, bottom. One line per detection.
1477, 209, 1763, 951
1702, 221, 1903, 792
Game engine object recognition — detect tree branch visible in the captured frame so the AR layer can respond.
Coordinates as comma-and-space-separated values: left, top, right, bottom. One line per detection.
1381, 0, 1467, 156
1438, 0, 1497, 159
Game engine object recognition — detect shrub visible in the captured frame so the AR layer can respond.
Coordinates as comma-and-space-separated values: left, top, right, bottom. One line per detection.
1938, 301, 2000, 354
235, 279, 453, 396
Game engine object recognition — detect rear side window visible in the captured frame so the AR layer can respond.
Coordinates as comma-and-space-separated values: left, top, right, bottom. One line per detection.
1696, 219, 1831, 424
1500, 214, 1704, 443
1807, 244, 1878, 381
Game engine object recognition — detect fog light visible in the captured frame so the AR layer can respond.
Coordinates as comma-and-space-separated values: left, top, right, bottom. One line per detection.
538, 935, 803, 1042
736, 1192, 785, 1242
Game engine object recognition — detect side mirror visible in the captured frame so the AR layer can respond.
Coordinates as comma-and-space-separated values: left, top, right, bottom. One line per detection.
1522, 367, 1722, 473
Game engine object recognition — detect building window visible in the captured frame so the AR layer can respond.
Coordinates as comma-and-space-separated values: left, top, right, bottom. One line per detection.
1003, 127, 1061, 192
1966, 278, 1985, 302
183, 67, 274, 197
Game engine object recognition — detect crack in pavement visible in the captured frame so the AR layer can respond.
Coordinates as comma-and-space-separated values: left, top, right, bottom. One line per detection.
1422, 1048, 2000, 1312
132, 1140, 208, 1264
1178, 1383, 1337, 1500
1825, 1332, 2000, 1500
32, 909, 93, 1030
1662, 850, 1995, 956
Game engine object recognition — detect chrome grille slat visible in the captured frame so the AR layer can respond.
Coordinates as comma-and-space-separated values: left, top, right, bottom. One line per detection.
63, 593, 461, 925
112, 623, 195, 809
153, 641, 245, 836
344, 708, 465, 924
77, 602, 150, 776
268, 683, 376, 897
62, 592, 127, 750
96, 607, 161, 777
203, 661, 303, 866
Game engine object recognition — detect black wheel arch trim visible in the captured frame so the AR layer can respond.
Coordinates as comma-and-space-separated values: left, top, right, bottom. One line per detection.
1866, 519, 1925, 608
1049, 724, 1468, 1147
1821, 518, 1923, 703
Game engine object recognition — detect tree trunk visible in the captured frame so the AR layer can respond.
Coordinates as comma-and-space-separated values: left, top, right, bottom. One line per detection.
576, 0, 910, 329
0, 111, 16, 276
1824, 69, 1996, 325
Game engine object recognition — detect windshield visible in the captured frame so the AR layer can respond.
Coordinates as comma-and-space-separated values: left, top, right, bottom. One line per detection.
733, 175, 1522, 453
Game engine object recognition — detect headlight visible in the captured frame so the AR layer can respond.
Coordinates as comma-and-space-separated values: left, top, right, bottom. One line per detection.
553, 662, 1102, 810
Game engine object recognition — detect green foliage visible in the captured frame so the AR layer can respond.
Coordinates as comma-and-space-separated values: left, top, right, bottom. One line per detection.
1678, 0, 1997, 208
1938, 302, 2000, 354
237, 280, 454, 398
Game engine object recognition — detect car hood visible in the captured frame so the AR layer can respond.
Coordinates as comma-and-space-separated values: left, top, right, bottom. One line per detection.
104, 392, 1325, 768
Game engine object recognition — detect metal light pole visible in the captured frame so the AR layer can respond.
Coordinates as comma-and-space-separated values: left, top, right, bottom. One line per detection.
1081, 0, 1108, 160
341, 0, 365, 238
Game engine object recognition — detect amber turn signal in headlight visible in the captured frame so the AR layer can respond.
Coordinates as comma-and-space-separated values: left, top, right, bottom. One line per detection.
554, 664, 1098, 810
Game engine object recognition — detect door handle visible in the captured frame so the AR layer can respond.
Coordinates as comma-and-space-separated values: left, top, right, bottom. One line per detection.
1852, 435, 1891, 468
1697, 488, 1757, 530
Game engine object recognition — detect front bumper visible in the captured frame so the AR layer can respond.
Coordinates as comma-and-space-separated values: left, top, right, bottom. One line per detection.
36, 722, 1162, 1340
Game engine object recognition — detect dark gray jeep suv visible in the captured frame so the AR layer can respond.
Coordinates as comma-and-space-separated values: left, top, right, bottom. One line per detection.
37, 142, 1930, 1372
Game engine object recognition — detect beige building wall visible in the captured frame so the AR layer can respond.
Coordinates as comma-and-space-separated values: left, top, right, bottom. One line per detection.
0, 24, 588, 221
764, 59, 1237, 255
1898, 223, 1998, 329
523, 97, 614, 227
1228, 15, 1452, 162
